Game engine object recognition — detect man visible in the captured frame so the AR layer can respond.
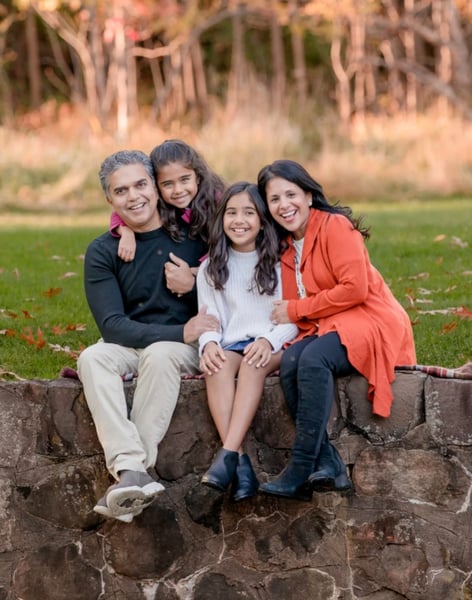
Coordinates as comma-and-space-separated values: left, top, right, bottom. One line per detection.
77, 150, 218, 523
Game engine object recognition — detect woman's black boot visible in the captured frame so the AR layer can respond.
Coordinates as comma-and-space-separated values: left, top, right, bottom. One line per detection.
260, 461, 313, 501
201, 448, 239, 492
230, 454, 259, 502
308, 436, 352, 493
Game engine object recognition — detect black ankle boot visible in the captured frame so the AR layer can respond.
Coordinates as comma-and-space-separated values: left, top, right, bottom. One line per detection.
230, 454, 259, 502
308, 439, 352, 493
201, 448, 239, 492
260, 461, 313, 501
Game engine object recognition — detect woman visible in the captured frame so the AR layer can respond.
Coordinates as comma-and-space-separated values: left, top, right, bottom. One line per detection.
257, 159, 416, 500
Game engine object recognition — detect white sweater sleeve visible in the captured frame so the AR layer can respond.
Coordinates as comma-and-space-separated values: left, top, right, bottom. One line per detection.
196, 260, 223, 355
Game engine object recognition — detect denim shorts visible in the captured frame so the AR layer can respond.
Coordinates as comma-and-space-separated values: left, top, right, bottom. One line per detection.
223, 338, 255, 353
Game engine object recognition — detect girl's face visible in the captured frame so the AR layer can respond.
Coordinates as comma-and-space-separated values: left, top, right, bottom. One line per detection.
156, 161, 199, 209
223, 192, 262, 253
265, 176, 312, 240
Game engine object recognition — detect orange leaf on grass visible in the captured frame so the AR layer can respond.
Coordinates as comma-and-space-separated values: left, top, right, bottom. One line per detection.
51, 325, 67, 335
440, 321, 457, 335
41, 287, 62, 298
0, 329, 16, 337
21, 327, 46, 349
22, 310, 33, 319
5, 310, 18, 318
65, 323, 86, 331
455, 306, 472, 320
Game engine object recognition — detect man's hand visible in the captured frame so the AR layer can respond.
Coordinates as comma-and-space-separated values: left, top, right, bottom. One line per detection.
183, 307, 220, 344
165, 252, 197, 296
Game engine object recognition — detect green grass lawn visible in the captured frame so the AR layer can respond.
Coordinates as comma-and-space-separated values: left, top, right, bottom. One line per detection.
1, 199, 471, 380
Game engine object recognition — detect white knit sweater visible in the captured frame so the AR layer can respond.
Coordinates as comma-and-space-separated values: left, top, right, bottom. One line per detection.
197, 248, 298, 355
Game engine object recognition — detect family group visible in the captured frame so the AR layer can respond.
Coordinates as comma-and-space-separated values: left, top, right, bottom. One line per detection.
77, 140, 416, 523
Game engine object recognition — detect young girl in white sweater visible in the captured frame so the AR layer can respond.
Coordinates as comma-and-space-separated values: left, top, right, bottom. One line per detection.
197, 181, 298, 501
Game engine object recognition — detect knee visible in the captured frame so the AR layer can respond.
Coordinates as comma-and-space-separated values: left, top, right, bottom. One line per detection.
77, 344, 103, 375
280, 349, 299, 379
140, 342, 183, 373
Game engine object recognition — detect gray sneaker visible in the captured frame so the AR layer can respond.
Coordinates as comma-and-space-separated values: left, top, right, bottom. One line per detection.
106, 470, 165, 516
93, 490, 141, 523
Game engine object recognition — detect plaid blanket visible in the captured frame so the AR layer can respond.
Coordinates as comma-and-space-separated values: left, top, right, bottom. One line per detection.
61, 363, 472, 382
396, 362, 472, 380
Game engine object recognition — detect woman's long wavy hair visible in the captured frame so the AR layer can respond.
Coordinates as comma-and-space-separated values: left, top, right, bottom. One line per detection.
257, 159, 370, 251
150, 139, 225, 243
205, 181, 279, 295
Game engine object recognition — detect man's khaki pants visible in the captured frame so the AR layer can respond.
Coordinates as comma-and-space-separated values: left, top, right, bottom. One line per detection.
77, 340, 200, 479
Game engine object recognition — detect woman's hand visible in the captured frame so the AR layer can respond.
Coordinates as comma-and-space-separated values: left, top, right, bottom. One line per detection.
165, 252, 197, 296
270, 300, 291, 325
243, 338, 273, 368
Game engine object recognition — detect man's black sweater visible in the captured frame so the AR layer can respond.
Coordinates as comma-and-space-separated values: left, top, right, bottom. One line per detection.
84, 226, 206, 348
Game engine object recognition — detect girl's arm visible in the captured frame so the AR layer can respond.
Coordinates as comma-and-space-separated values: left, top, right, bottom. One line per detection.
117, 225, 137, 262
109, 212, 137, 262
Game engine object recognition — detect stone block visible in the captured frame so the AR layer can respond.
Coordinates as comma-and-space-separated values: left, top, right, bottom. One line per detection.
340, 371, 425, 444
425, 376, 472, 446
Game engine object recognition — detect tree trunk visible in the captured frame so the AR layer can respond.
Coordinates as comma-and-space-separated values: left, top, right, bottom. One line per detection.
289, 1, 307, 106
402, 0, 417, 115
270, 0, 286, 112
26, 7, 41, 110
330, 20, 351, 125
227, 10, 244, 114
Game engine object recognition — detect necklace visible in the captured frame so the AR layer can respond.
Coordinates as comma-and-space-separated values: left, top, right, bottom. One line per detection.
293, 238, 306, 298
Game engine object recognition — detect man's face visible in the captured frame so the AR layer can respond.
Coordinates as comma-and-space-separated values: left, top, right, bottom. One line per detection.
107, 163, 161, 232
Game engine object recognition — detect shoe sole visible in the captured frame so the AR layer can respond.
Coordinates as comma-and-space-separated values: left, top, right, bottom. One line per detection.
107, 481, 165, 516
309, 473, 353, 494
93, 503, 140, 523
260, 486, 312, 502
201, 477, 227, 492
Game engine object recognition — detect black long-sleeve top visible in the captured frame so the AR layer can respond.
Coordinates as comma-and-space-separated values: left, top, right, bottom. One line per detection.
83, 226, 207, 348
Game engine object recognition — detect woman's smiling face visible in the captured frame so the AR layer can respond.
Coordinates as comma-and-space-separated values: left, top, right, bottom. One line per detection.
265, 176, 312, 240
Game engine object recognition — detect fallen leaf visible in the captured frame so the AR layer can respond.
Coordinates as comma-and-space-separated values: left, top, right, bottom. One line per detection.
22, 310, 33, 319
58, 272, 77, 279
433, 234, 446, 242
0, 329, 16, 337
440, 321, 457, 335
65, 323, 86, 331
51, 325, 67, 335
450, 236, 468, 249
455, 306, 472, 320
21, 327, 46, 349
0, 369, 25, 381
408, 272, 429, 280
41, 287, 62, 298
417, 307, 461, 315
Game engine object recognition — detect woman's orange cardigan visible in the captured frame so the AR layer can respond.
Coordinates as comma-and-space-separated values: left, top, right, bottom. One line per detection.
280, 209, 416, 418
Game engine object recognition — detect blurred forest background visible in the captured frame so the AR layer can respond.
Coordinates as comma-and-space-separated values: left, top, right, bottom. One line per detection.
1, 0, 472, 212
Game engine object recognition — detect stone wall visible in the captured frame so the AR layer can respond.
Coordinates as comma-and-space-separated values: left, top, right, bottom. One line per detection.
1, 372, 472, 600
